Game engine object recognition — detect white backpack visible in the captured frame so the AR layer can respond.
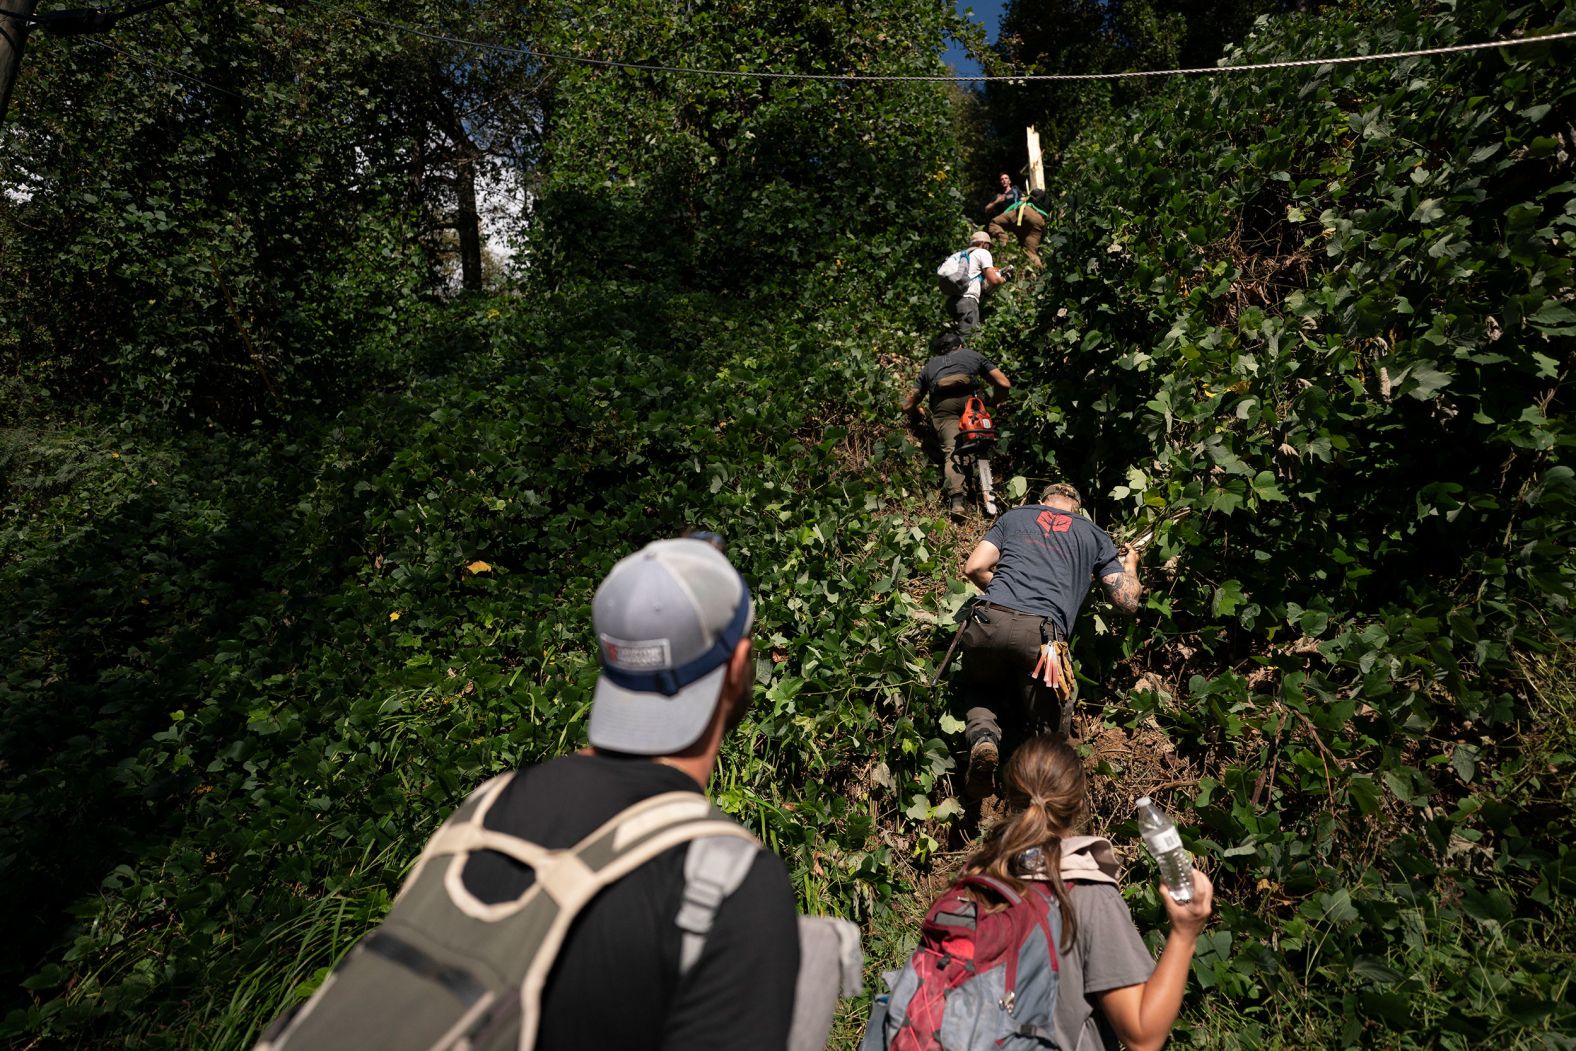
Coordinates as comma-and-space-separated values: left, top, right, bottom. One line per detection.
935, 249, 978, 297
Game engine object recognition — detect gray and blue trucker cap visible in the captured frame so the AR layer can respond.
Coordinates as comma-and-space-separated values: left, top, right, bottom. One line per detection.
588, 538, 754, 755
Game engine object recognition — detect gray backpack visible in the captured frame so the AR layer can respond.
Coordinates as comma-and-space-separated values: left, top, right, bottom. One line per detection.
860, 875, 1063, 1051
256, 774, 861, 1051
935, 249, 978, 297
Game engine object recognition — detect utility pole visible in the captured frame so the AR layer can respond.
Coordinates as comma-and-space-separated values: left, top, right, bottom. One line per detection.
2, 1, 172, 127
0, 0, 39, 127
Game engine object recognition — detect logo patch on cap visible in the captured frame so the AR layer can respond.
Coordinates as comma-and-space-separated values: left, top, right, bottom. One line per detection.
600, 634, 672, 671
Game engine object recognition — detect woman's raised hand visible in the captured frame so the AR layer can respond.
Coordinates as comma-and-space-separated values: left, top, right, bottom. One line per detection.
1161, 867, 1214, 936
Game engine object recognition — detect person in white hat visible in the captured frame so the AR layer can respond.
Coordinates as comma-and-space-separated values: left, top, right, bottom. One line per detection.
944, 230, 1009, 337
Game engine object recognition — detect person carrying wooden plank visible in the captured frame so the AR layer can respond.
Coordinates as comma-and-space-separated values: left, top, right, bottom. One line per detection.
982, 171, 1022, 221
987, 188, 1053, 268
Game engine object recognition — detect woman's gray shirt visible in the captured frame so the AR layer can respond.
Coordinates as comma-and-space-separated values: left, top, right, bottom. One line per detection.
1052, 882, 1158, 1051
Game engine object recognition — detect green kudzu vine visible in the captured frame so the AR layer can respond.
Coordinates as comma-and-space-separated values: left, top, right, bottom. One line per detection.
1, 0, 1572, 1048
966, 0, 1575, 1044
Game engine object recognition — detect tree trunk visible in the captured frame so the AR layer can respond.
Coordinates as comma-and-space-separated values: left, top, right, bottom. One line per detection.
0, 0, 41, 127
454, 149, 482, 292
433, 81, 484, 293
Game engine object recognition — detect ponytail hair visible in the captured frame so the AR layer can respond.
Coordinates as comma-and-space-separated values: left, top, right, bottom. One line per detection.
961, 736, 1088, 949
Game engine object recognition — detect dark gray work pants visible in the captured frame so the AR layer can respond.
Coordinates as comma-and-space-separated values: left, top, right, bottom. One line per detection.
960, 604, 1076, 747
943, 294, 982, 336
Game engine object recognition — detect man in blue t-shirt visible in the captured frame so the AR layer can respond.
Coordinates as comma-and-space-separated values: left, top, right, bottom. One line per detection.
957, 483, 1143, 792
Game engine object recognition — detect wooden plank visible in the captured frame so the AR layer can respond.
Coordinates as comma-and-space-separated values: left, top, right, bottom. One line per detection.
1025, 126, 1045, 193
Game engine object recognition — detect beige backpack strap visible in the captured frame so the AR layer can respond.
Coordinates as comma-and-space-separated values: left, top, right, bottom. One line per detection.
394, 773, 516, 906
1059, 835, 1121, 885
514, 797, 757, 1050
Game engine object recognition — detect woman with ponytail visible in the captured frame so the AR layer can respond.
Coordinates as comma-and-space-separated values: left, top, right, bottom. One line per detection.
961, 736, 1216, 1051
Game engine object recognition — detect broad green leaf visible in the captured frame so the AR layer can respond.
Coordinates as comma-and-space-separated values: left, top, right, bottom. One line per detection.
1212, 580, 1246, 617
1250, 471, 1286, 501
1466, 142, 1502, 164
932, 796, 964, 821
1347, 775, 1382, 816
1318, 888, 1359, 925
1450, 744, 1480, 783
1530, 302, 1576, 334
1382, 768, 1428, 806
1351, 957, 1404, 986
1402, 361, 1452, 399
1460, 887, 1513, 925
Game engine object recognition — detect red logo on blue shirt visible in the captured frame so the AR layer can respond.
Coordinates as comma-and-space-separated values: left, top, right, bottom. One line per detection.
1037, 511, 1072, 536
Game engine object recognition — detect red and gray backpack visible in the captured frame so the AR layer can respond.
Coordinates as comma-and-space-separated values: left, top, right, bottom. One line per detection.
860, 874, 1063, 1051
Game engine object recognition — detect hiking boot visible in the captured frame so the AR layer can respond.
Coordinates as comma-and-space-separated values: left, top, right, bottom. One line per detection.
965, 736, 999, 798
948, 497, 968, 522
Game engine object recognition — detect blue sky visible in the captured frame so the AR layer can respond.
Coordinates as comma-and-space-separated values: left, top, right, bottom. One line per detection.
941, 0, 1008, 79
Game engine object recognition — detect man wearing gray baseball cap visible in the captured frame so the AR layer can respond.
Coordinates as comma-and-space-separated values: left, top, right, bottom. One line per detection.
586, 535, 758, 758
457, 535, 801, 1049
253, 536, 859, 1051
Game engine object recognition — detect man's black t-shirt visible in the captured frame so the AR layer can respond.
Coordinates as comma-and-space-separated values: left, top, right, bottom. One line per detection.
982, 505, 1122, 636
914, 348, 999, 401
459, 754, 800, 1051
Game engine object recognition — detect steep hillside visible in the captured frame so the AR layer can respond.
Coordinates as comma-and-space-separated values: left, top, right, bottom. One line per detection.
966, 0, 1576, 1043
0, 278, 971, 1045
1, 0, 975, 1038
1, 0, 1572, 1047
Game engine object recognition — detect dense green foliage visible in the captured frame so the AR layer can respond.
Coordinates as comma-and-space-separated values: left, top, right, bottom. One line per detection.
0, 284, 957, 1046
973, 0, 1576, 1042
0, 0, 547, 422
972, 0, 1309, 180
526, 0, 962, 284
2, 0, 1573, 1047
2, 0, 970, 1042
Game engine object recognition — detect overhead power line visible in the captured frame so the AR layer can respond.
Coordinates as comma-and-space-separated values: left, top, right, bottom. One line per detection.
19, 0, 180, 35
77, 33, 245, 99
300, 2, 1576, 84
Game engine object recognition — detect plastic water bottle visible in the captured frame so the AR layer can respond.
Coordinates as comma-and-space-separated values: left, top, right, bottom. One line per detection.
1135, 797, 1193, 903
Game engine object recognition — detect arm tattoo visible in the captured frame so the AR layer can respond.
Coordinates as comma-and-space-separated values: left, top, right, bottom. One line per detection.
1101, 570, 1142, 615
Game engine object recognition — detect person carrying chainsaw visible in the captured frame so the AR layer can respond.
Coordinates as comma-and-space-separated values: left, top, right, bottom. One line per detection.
861, 735, 1216, 1051
901, 330, 1011, 520
956, 483, 1143, 793
255, 536, 832, 1051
